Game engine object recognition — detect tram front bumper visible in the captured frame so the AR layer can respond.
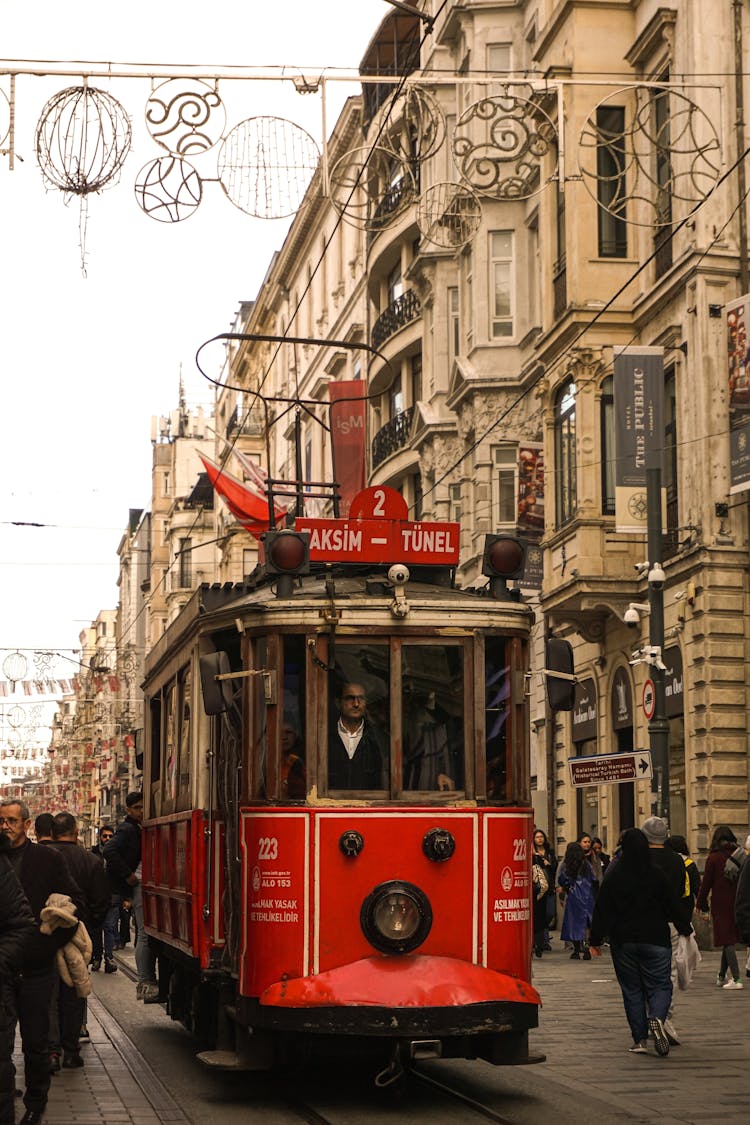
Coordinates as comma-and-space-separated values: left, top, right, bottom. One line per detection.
253, 954, 540, 1037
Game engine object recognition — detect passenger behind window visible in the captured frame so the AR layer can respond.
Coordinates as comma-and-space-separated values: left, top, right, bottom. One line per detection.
280, 721, 306, 799
329, 682, 387, 790
403, 689, 458, 791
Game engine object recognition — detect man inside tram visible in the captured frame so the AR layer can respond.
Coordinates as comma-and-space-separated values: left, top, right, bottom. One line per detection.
329, 681, 387, 790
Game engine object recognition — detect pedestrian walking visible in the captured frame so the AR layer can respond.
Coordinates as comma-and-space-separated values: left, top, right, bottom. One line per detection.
591, 836, 611, 874
589, 827, 693, 1057
696, 824, 743, 990
640, 816, 688, 1045
48, 812, 109, 1067
735, 837, 750, 970
0, 833, 35, 1125
103, 792, 159, 1002
532, 829, 558, 952
89, 825, 114, 971
0, 798, 84, 1125
558, 842, 596, 959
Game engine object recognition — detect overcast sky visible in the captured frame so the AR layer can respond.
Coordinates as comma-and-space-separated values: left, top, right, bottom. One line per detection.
0, 0, 387, 665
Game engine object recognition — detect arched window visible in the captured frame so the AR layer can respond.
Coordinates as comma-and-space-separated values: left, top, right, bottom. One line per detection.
555, 379, 577, 526
600, 375, 615, 514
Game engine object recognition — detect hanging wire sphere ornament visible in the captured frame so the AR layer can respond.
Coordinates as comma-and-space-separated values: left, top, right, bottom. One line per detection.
329, 143, 417, 231
452, 86, 557, 201
417, 181, 482, 249
578, 85, 721, 227
6, 705, 26, 729
35, 85, 132, 194
378, 85, 447, 162
134, 155, 203, 222
217, 115, 320, 219
145, 78, 226, 156
0, 86, 10, 149
2, 651, 28, 683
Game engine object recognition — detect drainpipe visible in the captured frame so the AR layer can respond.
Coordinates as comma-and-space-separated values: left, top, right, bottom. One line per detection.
734, 0, 748, 292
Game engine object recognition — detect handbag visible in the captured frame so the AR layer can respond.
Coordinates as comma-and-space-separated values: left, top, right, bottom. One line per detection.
675, 932, 702, 990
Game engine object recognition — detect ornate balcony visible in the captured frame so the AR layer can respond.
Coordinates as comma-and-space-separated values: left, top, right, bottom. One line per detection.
370, 170, 419, 232
371, 289, 421, 352
371, 406, 414, 470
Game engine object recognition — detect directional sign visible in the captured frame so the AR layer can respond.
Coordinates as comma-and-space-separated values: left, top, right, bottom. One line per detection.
642, 678, 656, 721
295, 517, 460, 565
569, 749, 653, 788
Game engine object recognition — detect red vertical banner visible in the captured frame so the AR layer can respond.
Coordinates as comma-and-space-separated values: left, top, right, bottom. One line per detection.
329, 380, 366, 517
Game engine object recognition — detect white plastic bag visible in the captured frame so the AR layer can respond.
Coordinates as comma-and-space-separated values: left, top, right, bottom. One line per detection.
676, 932, 702, 990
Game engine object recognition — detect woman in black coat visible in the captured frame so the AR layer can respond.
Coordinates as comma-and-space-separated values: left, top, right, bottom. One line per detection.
589, 828, 692, 1056
533, 828, 558, 949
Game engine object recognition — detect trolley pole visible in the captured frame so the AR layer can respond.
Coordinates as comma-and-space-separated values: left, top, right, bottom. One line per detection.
646, 466, 670, 824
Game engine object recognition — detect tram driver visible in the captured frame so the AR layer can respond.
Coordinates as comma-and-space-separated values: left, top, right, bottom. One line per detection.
329, 682, 387, 790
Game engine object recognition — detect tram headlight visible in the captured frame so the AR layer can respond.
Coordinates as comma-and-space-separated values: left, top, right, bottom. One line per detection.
360, 880, 432, 954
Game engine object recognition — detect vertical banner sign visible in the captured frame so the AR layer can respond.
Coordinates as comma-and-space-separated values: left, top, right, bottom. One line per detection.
329, 380, 366, 517
613, 347, 665, 534
517, 444, 544, 588
726, 294, 750, 493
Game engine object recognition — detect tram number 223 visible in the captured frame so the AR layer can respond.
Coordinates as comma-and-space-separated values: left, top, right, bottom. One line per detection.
258, 837, 278, 860
513, 838, 527, 862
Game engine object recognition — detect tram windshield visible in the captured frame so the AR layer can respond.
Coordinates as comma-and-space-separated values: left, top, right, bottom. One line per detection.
402, 644, 464, 792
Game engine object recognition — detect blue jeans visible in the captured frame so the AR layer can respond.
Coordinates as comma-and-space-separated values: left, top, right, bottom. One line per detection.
132, 884, 156, 985
611, 942, 672, 1044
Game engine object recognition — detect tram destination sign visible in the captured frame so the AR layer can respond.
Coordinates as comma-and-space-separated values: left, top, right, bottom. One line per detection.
569, 749, 653, 787
295, 516, 460, 565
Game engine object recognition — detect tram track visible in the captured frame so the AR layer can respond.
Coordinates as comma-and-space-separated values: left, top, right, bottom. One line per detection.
410, 1067, 519, 1125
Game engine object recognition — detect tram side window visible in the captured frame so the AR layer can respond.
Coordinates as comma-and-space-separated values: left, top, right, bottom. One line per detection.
148, 696, 162, 814
175, 666, 192, 811
163, 682, 177, 810
402, 644, 464, 792
281, 635, 306, 799
252, 637, 269, 799
485, 637, 509, 801
329, 644, 389, 791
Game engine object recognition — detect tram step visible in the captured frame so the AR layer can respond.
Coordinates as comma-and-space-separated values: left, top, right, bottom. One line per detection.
195, 1050, 246, 1070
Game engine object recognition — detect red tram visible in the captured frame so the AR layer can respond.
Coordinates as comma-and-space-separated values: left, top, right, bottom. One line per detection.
140, 487, 544, 1081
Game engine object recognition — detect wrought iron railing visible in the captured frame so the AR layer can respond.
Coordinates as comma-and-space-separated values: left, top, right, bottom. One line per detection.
371, 406, 414, 469
371, 289, 421, 352
370, 169, 419, 231
225, 404, 264, 439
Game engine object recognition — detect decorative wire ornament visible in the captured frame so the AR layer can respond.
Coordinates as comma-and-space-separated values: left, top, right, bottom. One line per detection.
35, 85, 132, 194
31, 651, 56, 677
134, 155, 203, 222
2, 651, 28, 684
379, 85, 446, 162
217, 115, 320, 219
417, 181, 482, 249
328, 143, 417, 231
6, 705, 26, 729
579, 86, 721, 226
0, 87, 10, 149
452, 86, 557, 200
145, 78, 226, 155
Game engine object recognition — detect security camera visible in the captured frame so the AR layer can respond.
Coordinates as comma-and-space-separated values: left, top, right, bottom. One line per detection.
634, 561, 650, 576
387, 563, 410, 586
624, 605, 641, 627
648, 563, 666, 590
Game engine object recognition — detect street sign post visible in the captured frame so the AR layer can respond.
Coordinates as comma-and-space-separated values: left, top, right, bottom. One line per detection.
568, 749, 653, 787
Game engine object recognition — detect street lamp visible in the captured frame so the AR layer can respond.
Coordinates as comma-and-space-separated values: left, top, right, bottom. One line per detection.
646, 466, 669, 824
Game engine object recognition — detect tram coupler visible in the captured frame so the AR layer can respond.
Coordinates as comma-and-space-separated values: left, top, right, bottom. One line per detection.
374, 1043, 407, 1088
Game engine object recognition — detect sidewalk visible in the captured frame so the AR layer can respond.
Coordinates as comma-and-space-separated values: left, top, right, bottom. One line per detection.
12, 957, 188, 1125
530, 940, 750, 1125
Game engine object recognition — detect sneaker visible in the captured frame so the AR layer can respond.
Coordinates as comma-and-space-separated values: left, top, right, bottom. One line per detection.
663, 1018, 680, 1046
628, 1041, 648, 1054
104, 959, 117, 974
89, 959, 101, 972
582, 949, 592, 961
62, 1052, 84, 1069
648, 1017, 670, 1057
723, 978, 744, 989
716, 974, 726, 987
570, 951, 580, 960
79, 1024, 89, 1041
49, 1051, 61, 1074
543, 942, 552, 952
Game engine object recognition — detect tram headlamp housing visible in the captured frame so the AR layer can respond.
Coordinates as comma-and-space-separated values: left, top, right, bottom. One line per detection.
360, 880, 432, 955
